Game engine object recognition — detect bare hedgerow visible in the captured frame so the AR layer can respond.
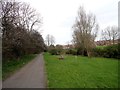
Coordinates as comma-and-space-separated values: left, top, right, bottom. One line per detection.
1, 0, 46, 60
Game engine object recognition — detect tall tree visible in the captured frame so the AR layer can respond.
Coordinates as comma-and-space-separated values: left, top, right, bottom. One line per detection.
45, 34, 50, 46
72, 6, 99, 57
45, 34, 55, 46
50, 35, 55, 45
1, 0, 45, 60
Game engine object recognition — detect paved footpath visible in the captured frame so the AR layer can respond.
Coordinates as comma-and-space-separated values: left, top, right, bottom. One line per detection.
2, 54, 47, 88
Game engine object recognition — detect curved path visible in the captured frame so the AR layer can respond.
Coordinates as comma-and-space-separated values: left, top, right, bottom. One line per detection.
3, 54, 47, 88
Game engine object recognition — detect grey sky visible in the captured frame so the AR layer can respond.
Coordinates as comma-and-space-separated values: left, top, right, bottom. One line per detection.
23, 0, 119, 45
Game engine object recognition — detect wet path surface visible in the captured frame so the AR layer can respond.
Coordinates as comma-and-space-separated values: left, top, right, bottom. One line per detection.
3, 54, 46, 88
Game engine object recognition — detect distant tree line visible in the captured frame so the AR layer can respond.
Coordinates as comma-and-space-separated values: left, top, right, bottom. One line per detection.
101, 26, 119, 45
1, 0, 46, 61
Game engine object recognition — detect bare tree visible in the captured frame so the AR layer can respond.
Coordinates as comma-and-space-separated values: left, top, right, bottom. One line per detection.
19, 2, 42, 31
45, 34, 50, 46
50, 35, 55, 45
72, 6, 99, 57
1, 0, 45, 60
101, 26, 118, 45
45, 34, 55, 46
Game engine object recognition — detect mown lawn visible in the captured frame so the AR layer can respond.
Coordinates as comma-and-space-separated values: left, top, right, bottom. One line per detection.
2, 54, 37, 80
44, 53, 119, 88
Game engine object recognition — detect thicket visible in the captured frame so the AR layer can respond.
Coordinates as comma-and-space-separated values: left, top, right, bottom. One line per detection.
49, 49, 58, 55
66, 49, 77, 55
93, 44, 120, 59
1, 1, 46, 61
48, 45, 63, 55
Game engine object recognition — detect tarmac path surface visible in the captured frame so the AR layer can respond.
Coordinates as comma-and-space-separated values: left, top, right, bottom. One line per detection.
2, 54, 47, 88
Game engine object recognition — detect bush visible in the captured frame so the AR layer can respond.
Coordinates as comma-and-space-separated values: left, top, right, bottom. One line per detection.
49, 49, 58, 55
66, 49, 77, 55
104, 44, 120, 58
93, 47, 105, 57
77, 48, 87, 56
93, 44, 120, 59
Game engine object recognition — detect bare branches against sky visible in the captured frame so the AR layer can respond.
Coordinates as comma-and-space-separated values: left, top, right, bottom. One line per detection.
20, 0, 118, 44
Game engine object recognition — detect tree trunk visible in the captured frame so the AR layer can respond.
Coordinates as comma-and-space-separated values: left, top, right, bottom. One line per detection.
87, 50, 91, 57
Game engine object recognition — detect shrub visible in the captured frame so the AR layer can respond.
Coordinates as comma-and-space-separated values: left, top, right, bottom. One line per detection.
93, 47, 105, 57
93, 44, 120, 59
77, 48, 87, 56
66, 49, 77, 55
104, 44, 120, 58
49, 49, 58, 55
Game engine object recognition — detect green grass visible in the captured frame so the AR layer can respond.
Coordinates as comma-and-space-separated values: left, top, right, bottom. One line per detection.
44, 53, 119, 88
2, 54, 37, 80
96, 45, 107, 49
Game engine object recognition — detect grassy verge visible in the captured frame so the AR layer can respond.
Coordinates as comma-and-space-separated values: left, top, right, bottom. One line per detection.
44, 53, 119, 88
2, 54, 37, 80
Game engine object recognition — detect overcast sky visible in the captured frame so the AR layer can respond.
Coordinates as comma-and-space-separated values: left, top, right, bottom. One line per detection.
22, 0, 119, 45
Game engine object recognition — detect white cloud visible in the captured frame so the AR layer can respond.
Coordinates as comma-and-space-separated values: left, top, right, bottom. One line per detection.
21, 0, 119, 44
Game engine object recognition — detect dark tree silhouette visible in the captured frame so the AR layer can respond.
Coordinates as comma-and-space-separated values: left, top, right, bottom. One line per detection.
1, 0, 46, 61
